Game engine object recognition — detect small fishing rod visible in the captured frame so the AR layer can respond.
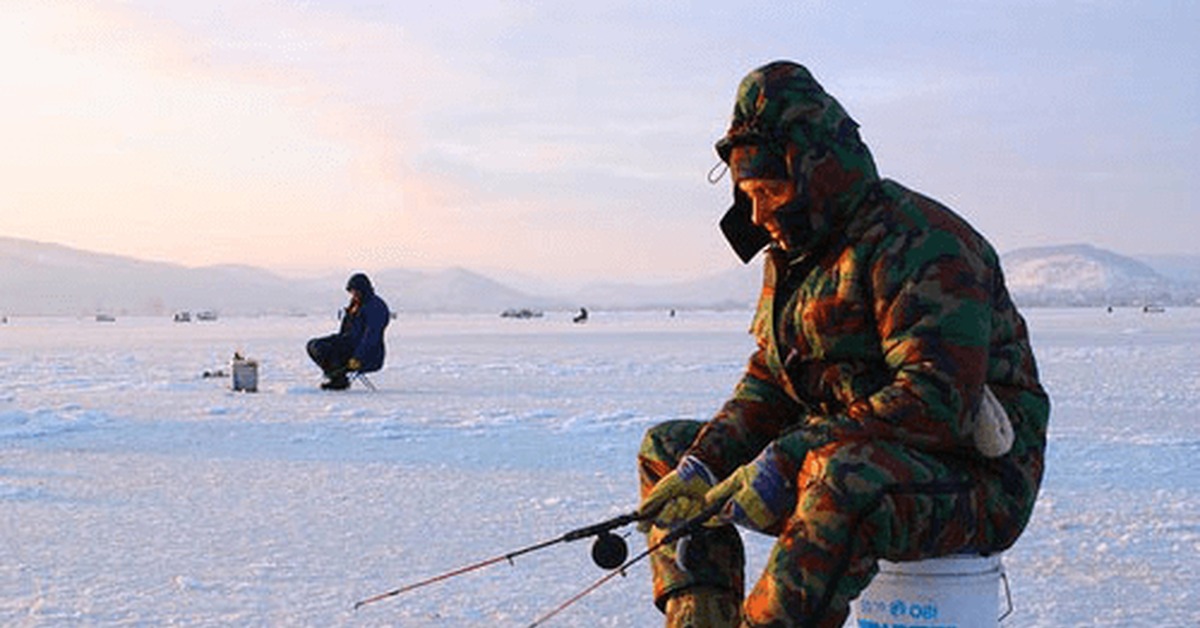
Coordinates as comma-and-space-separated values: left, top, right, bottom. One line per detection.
526, 500, 727, 627
353, 510, 644, 610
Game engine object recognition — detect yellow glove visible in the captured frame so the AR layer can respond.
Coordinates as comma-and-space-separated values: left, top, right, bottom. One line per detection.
705, 442, 796, 533
637, 455, 718, 532
346, 358, 362, 372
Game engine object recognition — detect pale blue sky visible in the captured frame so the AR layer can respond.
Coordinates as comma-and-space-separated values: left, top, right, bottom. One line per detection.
2, 1, 1196, 282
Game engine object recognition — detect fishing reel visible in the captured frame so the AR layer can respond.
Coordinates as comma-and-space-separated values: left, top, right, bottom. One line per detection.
590, 523, 712, 571
590, 531, 629, 570
355, 506, 720, 625
673, 528, 711, 572
590, 512, 717, 572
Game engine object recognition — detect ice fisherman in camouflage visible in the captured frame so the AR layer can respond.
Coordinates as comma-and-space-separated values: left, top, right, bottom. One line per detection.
636, 61, 1050, 627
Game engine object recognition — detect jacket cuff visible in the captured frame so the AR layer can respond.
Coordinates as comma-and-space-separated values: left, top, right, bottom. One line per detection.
677, 455, 719, 486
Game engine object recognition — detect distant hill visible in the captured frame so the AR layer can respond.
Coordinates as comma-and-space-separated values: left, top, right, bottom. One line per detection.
371, 267, 568, 313
0, 237, 552, 317
1136, 254, 1200, 286
1002, 244, 1199, 307
568, 267, 759, 311
0, 237, 317, 317
1, 236, 1196, 316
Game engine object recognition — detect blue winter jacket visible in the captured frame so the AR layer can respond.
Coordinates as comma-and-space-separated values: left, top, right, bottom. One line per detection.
342, 289, 390, 372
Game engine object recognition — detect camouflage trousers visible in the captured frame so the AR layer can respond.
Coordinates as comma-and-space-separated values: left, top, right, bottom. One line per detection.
639, 420, 1028, 628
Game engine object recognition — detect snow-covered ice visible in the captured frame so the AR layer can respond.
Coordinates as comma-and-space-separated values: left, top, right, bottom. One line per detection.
1, 308, 1196, 626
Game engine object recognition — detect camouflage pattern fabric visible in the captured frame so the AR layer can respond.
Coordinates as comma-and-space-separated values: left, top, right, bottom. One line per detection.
715, 61, 879, 255
640, 420, 746, 613
640, 61, 1049, 627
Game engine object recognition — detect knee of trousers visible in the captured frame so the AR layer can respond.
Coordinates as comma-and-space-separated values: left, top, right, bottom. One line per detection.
796, 442, 885, 508
797, 440, 948, 502
650, 523, 746, 612
638, 420, 705, 474
307, 337, 334, 360
797, 441, 982, 561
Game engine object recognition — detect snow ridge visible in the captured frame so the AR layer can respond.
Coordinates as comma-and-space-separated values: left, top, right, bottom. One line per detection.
1, 237, 1197, 315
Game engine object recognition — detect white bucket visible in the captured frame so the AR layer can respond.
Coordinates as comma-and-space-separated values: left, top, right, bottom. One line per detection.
231, 358, 258, 392
847, 554, 1009, 628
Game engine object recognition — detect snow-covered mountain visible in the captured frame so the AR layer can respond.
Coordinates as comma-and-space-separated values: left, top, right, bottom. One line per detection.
1, 237, 1196, 316
371, 267, 567, 313
0, 237, 551, 317
0, 237, 756, 317
1136, 253, 1200, 286
568, 266, 759, 311
0, 237, 339, 317
1002, 244, 1199, 307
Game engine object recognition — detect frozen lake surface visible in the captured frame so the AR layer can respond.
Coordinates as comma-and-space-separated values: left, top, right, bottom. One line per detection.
1, 308, 1197, 626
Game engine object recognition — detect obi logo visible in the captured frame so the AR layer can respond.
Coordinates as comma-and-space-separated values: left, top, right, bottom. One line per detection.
887, 598, 938, 620
856, 597, 951, 628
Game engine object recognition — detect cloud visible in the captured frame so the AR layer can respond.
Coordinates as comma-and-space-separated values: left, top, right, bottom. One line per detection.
2, 0, 1194, 284
0, 1, 752, 282
0, 2, 447, 268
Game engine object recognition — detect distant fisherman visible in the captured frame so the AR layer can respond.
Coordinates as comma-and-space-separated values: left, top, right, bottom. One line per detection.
306, 273, 390, 390
636, 61, 1050, 627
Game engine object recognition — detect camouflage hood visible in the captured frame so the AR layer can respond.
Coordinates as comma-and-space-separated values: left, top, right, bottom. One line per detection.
716, 61, 880, 262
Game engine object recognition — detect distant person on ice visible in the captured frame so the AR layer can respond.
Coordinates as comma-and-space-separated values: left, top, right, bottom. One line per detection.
306, 273, 390, 391
636, 61, 1050, 627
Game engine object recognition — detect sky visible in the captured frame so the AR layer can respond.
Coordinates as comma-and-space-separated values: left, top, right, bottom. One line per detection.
1, 1, 1196, 284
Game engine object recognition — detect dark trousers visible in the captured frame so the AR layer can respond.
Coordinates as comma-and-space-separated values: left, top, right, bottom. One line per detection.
306, 334, 354, 378
640, 419, 1025, 627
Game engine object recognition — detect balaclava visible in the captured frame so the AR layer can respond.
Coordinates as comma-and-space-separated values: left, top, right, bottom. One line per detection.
715, 61, 880, 262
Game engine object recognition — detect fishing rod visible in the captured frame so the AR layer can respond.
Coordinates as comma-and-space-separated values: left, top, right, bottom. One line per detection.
526, 500, 727, 627
353, 509, 644, 610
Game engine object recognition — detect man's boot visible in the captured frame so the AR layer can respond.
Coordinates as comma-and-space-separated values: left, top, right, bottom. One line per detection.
664, 586, 741, 628
321, 374, 350, 390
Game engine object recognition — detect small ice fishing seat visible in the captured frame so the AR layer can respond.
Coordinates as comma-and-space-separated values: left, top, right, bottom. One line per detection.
350, 370, 377, 391
849, 553, 1012, 626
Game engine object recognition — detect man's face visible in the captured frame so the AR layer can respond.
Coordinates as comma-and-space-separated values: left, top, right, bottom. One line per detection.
737, 179, 795, 248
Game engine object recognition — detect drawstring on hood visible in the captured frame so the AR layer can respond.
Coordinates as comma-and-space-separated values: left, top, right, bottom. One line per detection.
716, 61, 880, 262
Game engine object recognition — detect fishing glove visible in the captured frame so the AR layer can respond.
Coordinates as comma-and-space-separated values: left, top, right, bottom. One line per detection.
638, 455, 718, 532
346, 358, 362, 372
705, 442, 797, 533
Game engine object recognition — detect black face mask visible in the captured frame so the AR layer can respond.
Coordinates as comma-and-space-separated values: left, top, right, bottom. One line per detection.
719, 186, 771, 264
719, 181, 813, 263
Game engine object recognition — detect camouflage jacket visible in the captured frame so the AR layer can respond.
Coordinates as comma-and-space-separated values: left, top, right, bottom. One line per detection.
689, 62, 1049, 501
687, 178, 1050, 516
